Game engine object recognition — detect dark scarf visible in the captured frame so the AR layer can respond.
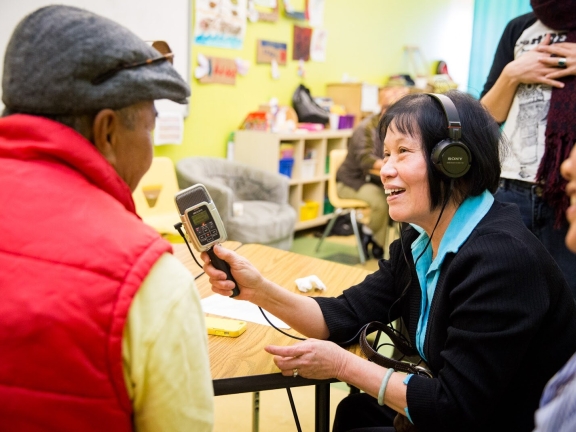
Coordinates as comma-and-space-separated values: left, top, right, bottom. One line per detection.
531, 0, 576, 226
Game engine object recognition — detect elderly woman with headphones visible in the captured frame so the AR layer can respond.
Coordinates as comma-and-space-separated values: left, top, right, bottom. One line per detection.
203, 91, 576, 432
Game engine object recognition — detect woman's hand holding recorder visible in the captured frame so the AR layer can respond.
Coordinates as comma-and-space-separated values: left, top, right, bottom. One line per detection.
201, 244, 267, 301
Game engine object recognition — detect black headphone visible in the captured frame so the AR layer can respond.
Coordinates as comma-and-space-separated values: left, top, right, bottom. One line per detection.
428, 93, 472, 179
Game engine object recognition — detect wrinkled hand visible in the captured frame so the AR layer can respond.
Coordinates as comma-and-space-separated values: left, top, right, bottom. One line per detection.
505, 34, 565, 88
201, 244, 264, 300
265, 339, 349, 381
536, 41, 576, 80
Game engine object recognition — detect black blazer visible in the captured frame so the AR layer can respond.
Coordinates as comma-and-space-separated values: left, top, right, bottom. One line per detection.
316, 200, 576, 432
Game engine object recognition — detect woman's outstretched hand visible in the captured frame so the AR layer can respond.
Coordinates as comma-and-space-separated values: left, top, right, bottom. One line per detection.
201, 244, 264, 300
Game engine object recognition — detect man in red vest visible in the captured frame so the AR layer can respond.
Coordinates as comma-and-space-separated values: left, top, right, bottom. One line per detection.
0, 5, 213, 431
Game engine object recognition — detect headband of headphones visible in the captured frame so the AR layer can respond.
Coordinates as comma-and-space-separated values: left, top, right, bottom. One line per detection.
428, 93, 471, 179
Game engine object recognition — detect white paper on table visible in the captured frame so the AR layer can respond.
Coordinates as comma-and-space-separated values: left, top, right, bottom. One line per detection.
201, 294, 289, 328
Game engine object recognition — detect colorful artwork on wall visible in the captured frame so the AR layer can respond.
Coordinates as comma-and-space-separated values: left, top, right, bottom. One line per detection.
293, 25, 312, 61
248, 0, 279, 22
194, 0, 247, 50
256, 40, 287, 65
310, 29, 327, 62
283, 0, 306, 20
195, 54, 238, 85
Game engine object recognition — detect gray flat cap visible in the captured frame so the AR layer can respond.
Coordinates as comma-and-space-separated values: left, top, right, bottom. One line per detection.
2, 5, 190, 115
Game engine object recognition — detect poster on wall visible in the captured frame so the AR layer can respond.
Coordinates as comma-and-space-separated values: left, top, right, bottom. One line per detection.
283, 0, 306, 20
195, 54, 238, 85
310, 29, 327, 62
293, 25, 312, 61
194, 0, 247, 49
306, 0, 325, 27
256, 40, 287, 65
249, 0, 279, 22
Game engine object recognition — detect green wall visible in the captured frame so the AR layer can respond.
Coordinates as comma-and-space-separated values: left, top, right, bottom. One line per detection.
156, 0, 467, 162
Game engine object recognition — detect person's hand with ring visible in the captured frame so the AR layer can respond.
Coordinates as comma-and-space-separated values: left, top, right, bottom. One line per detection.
265, 338, 351, 380
535, 38, 576, 80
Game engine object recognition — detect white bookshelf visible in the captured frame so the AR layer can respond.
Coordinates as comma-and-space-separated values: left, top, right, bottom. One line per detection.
234, 129, 352, 230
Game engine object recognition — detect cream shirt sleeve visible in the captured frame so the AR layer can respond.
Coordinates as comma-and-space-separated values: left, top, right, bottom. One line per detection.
122, 252, 214, 432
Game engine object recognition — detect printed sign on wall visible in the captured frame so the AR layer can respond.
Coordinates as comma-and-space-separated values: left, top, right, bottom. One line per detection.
256, 40, 287, 65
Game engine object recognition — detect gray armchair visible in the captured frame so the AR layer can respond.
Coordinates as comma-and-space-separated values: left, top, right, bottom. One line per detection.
176, 157, 297, 250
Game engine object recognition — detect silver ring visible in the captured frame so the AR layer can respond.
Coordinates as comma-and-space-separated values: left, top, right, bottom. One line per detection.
292, 368, 298, 378
558, 57, 567, 68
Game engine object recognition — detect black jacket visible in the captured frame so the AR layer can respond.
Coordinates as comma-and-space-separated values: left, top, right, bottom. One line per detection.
315, 200, 576, 432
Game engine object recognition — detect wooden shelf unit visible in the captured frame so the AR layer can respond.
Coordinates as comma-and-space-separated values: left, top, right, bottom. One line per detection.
234, 129, 352, 231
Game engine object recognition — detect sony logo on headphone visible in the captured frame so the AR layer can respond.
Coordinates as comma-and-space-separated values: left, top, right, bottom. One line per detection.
447, 157, 463, 161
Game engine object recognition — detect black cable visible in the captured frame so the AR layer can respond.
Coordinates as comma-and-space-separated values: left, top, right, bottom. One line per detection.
386, 179, 455, 348
259, 306, 306, 341
174, 222, 204, 270
286, 388, 303, 432
175, 221, 305, 340
175, 221, 360, 345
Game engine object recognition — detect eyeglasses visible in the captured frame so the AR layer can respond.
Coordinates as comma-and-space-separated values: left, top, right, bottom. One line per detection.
91, 40, 174, 85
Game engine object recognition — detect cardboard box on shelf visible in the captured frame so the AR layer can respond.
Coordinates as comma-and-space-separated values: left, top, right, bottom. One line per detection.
326, 83, 380, 127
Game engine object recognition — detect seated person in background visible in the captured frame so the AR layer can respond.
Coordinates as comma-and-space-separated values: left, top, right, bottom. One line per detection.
203, 91, 576, 432
533, 143, 576, 432
336, 110, 388, 259
337, 87, 409, 259
0, 6, 213, 431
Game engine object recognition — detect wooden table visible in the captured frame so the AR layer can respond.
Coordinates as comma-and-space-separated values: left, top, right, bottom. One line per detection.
175, 242, 371, 432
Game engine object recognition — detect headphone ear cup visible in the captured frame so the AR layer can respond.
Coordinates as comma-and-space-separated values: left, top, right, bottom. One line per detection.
431, 139, 472, 178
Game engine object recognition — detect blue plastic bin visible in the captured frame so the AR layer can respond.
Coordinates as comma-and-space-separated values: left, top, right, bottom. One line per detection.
279, 158, 294, 178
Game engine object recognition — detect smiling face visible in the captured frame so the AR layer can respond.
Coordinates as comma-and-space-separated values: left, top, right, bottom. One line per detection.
381, 122, 437, 230
560, 145, 576, 252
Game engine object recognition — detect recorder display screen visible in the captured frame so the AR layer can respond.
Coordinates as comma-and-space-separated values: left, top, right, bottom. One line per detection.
191, 207, 210, 226
187, 204, 220, 246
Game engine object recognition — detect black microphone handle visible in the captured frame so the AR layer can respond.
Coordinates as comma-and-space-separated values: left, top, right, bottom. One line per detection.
207, 247, 240, 298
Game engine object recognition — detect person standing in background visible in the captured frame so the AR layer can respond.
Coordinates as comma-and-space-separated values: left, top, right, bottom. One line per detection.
480, 0, 576, 296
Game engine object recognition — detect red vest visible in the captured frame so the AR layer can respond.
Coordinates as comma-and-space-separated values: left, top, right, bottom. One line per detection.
0, 115, 172, 431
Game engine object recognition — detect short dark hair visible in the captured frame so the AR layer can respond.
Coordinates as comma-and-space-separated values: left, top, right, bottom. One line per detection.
378, 90, 504, 210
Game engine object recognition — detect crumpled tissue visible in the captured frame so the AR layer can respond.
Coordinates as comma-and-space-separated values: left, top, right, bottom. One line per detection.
295, 275, 326, 293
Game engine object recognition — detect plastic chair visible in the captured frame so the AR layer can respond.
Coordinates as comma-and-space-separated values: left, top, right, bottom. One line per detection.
132, 157, 181, 239
316, 149, 370, 264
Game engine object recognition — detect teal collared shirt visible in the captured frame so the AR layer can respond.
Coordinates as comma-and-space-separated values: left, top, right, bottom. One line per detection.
411, 190, 494, 360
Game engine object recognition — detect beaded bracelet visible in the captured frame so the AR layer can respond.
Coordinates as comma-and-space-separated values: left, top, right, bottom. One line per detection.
377, 368, 395, 406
